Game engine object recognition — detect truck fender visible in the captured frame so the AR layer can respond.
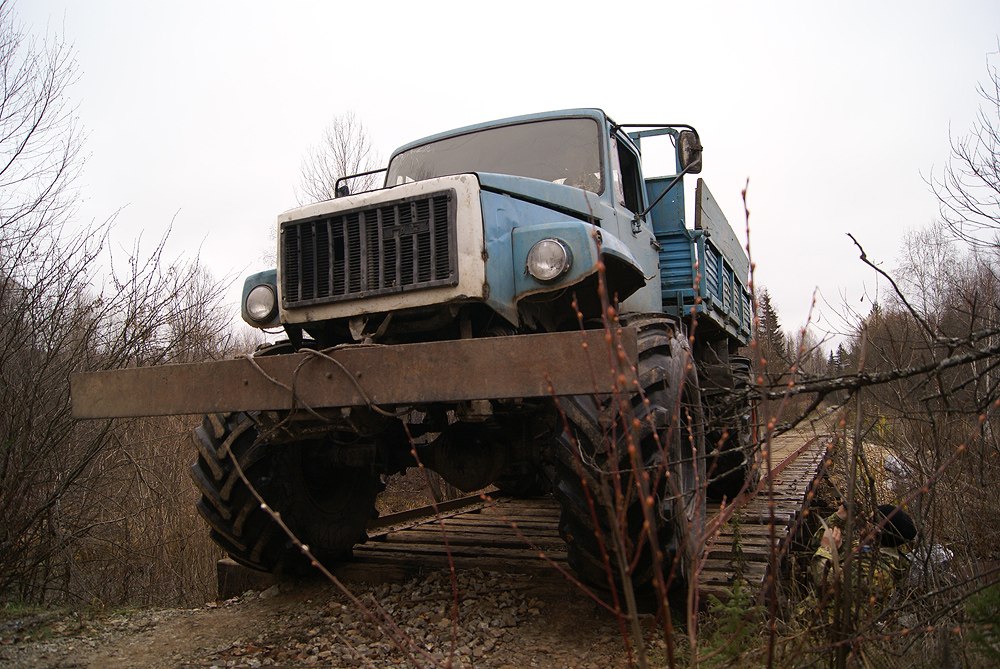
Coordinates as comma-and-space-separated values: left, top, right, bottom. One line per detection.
511, 221, 645, 301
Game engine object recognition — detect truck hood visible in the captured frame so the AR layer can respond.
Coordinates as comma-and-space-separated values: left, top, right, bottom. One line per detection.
279, 172, 614, 228
473, 172, 616, 225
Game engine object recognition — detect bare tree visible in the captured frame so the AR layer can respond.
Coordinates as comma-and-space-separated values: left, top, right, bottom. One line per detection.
747, 58, 1000, 664
296, 111, 381, 204
0, 0, 80, 241
0, 1, 239, 605
931, 51, 1000, 253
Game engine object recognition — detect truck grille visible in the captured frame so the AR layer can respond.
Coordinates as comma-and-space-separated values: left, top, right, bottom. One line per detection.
281, 190, 458, 307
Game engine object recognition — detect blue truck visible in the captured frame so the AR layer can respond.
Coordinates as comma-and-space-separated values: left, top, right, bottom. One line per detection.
72, 109, 755, 592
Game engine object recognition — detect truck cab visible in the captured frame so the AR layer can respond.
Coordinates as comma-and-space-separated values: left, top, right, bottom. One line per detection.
243, 109, 748, 352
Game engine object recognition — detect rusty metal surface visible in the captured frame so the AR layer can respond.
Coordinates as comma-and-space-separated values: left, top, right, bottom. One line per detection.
71, 328, 638, 418
367, 493, 491, 534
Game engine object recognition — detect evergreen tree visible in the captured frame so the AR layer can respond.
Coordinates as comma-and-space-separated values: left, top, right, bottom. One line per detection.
755, 288, 789, 385
757, 288, 786, 359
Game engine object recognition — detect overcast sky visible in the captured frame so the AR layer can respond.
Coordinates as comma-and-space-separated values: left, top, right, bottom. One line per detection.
21, 0, 1000, 341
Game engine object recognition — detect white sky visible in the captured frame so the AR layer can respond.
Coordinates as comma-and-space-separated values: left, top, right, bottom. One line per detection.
21, 0, 1000, 341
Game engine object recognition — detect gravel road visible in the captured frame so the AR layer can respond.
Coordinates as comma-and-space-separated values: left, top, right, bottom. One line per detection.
1, 568, 669, 668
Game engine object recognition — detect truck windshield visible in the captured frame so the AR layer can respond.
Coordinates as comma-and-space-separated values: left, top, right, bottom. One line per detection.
386, 118, 604, 194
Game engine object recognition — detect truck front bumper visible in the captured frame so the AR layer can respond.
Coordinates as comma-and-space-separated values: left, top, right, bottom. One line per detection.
71, 329, 637, 418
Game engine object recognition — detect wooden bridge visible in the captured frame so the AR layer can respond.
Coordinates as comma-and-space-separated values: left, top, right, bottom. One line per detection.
218, 431, 832, 603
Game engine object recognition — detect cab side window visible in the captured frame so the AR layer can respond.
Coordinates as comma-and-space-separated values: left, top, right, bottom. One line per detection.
614, 134, 644, 214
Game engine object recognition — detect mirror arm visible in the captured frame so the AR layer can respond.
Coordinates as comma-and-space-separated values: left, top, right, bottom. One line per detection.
633, 159, 702, 223
334, 167, 388, 198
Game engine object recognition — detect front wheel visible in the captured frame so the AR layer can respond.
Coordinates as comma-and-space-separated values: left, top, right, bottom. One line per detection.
190, 412, 383, 573
552, 316, 705, 592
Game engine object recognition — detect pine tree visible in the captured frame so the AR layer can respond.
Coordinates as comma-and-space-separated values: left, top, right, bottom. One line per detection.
757, 288, 786, 359
755, 288, 789, 385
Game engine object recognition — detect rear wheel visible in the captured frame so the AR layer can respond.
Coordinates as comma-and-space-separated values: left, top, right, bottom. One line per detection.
190, 412, 383, 573
552, 316, 705, 591
704, 356, 758, 500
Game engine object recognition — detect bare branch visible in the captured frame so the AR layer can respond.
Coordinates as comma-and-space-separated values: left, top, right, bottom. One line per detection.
296, 111, 381, 204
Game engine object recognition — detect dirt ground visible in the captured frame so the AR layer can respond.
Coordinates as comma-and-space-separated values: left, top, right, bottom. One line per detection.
1, 428, 834, 668
1, 431, 831, 669
1, 568, 671, 669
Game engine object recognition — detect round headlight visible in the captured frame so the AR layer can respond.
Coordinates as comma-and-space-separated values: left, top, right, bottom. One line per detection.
526, 238, 572, 282
246, 285, 277, 322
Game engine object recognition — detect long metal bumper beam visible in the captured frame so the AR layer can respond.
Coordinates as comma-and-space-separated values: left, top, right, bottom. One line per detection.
71, 328, 637, 418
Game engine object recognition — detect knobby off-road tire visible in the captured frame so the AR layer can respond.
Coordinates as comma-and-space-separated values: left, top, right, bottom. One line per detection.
553, 315, 706, 591
704, 356, 759, 501
191, 412, 383, 573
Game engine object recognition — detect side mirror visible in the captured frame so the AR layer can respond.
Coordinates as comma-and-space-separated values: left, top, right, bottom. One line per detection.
335, 183, 351, 198
678, 130, 703, 174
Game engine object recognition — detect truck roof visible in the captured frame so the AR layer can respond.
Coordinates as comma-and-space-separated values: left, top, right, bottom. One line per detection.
388, 108, 610, 161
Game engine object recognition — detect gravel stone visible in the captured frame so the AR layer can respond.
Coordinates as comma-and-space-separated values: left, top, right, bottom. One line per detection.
1, 567, 641, 668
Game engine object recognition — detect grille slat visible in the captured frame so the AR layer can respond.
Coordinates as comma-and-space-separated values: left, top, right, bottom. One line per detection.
429, 197, 437, 279
301, 224, 314, 301
376, 207, 385, 290
281, 191, 458, 308
394, 219, 402, 289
